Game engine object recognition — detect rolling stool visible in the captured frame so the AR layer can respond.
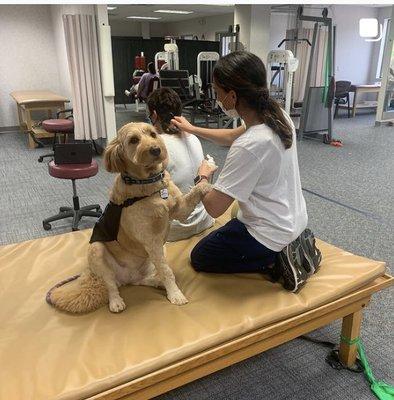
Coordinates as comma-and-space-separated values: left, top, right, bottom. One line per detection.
43, 160, 102, 231
38, 116, 74, 162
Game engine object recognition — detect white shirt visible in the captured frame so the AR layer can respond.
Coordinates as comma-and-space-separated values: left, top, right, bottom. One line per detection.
162, 132, 215, 241
214, 117, 308, 252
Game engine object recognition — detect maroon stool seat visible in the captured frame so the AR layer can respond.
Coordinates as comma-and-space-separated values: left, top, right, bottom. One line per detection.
38, 116, 75, 162
42, 119, 74, 133
43, 159, 102, 232
49, 160, 98, 179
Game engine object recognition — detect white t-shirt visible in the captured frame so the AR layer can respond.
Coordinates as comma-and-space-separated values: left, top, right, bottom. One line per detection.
214, 116, 308, 252
162, 132, 214, 241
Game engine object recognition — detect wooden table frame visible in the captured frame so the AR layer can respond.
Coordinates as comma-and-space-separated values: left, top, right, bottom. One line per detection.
350, 85, 381, 118
86, 274, 393, 400
10, 92, 70, 149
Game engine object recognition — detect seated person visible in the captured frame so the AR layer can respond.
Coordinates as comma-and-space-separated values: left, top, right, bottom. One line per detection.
136, 62, 158, 101
147, 88, 215, 241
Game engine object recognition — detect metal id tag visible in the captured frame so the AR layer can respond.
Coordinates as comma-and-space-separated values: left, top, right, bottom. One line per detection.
160, 188, 169, 199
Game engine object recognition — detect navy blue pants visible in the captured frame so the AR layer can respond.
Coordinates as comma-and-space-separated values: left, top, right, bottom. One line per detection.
190, 218, 278, 273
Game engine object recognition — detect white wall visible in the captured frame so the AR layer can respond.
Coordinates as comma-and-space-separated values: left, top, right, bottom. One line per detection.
150, 22, 168, 38
110, 14, 233, 41
234, 5, 251, 50
331, 5, 378, 85
269, 13, 290, 50
249, 5, 271, 62
109, 20, 143, 37
234, 5, 271, 61
0, 5, 62, 127
162, 13, 233, 41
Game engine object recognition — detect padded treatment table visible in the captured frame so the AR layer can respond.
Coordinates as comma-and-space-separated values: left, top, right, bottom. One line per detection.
9, 90, 70, 149
0, 212, 392, 400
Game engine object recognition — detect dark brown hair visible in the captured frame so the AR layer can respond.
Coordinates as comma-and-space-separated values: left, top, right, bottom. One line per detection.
147, 62, 156, 74
213, 51, 293, 149
147, 87, 182, 135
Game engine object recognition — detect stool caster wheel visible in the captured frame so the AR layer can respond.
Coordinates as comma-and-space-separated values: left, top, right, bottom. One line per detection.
43, 222, 52, 231
38, 157, 44, 163
59, 206, 70, 212
72, 227, 79, 232
97, 207, 102, 213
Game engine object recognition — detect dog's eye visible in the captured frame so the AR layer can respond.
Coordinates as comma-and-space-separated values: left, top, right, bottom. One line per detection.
129, 136, 139, 144
150, 132, 157, 138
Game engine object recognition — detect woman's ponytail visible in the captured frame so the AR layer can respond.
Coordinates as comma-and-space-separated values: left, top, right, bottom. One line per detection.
257, 88, 293, 149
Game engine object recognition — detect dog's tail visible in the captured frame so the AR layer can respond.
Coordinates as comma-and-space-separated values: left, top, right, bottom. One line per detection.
46, 271, 108, 314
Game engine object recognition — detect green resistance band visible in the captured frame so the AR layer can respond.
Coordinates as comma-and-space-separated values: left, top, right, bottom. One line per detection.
322, 38, 331, 105
340, 335, 394, 400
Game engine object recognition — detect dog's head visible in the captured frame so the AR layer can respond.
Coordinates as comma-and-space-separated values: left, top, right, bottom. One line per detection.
104, 122, 168, 178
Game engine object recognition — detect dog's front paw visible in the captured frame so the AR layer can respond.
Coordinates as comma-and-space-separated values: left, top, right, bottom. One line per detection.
196, 180, 212, 197
167, 290, 188, 305
109, 296, 126, 313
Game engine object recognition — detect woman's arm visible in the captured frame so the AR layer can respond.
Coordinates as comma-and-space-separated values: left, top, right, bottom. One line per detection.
202, 189, 234, 218
136, 74, 146, 97
171, 116, 245, 147
197, 160, 234, 218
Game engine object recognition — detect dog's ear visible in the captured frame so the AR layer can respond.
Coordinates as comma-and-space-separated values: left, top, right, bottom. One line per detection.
104, 135, 125, 173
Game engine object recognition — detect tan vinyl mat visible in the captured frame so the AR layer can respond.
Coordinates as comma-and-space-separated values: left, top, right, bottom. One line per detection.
0, 212, 386, 400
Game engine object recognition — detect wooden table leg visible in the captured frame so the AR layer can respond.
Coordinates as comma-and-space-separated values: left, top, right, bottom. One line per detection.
17, 104, 25, 132
25, 108, 37, 149
338, 310, 363, 367
352, 89, 358, 117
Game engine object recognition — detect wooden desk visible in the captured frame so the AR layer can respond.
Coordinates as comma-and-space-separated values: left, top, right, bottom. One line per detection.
10, 90, 70, 149
350, 84, 381, 117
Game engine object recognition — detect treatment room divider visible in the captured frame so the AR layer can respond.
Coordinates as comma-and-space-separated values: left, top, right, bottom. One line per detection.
63, 14, 107, 140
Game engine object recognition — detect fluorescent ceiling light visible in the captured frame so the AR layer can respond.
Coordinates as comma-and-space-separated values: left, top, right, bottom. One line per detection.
154, 9, 194, 15
107, 6, 117, 11
126, 16, 162, 20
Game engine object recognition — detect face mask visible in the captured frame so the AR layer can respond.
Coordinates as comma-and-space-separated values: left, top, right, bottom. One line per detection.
217, 92, 239, 118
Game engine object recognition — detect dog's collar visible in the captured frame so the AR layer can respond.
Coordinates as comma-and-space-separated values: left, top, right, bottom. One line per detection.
121, 171, 165, 185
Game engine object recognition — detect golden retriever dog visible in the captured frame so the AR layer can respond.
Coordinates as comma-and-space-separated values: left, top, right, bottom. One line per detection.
47, 122, 212, 313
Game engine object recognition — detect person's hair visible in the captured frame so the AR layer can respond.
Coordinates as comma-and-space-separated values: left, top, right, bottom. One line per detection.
213, 51, 293, 149
147, 62, 156, 74
147, 88, 182, 135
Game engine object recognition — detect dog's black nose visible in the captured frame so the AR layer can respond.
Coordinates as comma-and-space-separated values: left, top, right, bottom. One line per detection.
149, 146, 161, 157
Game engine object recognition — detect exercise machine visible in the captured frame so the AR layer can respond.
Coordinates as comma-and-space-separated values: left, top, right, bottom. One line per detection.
296, 6, 335, 143
197, 52, 220, 92
154, 38, 179, 72
277, 6, 336, 143
267, 50, 299, 115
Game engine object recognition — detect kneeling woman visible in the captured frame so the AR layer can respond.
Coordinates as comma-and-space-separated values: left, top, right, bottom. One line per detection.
172, 51, 321, 292
147, 88, 214, 241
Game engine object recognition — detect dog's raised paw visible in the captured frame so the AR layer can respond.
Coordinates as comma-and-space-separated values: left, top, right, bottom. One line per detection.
109, 296, 126, 313
167, 290, 188, 305
197, 181, 212, 196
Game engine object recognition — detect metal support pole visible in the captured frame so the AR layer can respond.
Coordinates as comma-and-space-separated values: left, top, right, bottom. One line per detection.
298, 22, 318, 139
326, 19, 334, 143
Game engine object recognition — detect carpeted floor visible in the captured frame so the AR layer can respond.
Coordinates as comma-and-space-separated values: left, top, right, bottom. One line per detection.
0, 108, 392, 399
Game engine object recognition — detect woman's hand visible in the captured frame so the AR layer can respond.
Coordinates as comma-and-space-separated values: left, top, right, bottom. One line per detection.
171, 116, 196, 134
198, 159, 218, 180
